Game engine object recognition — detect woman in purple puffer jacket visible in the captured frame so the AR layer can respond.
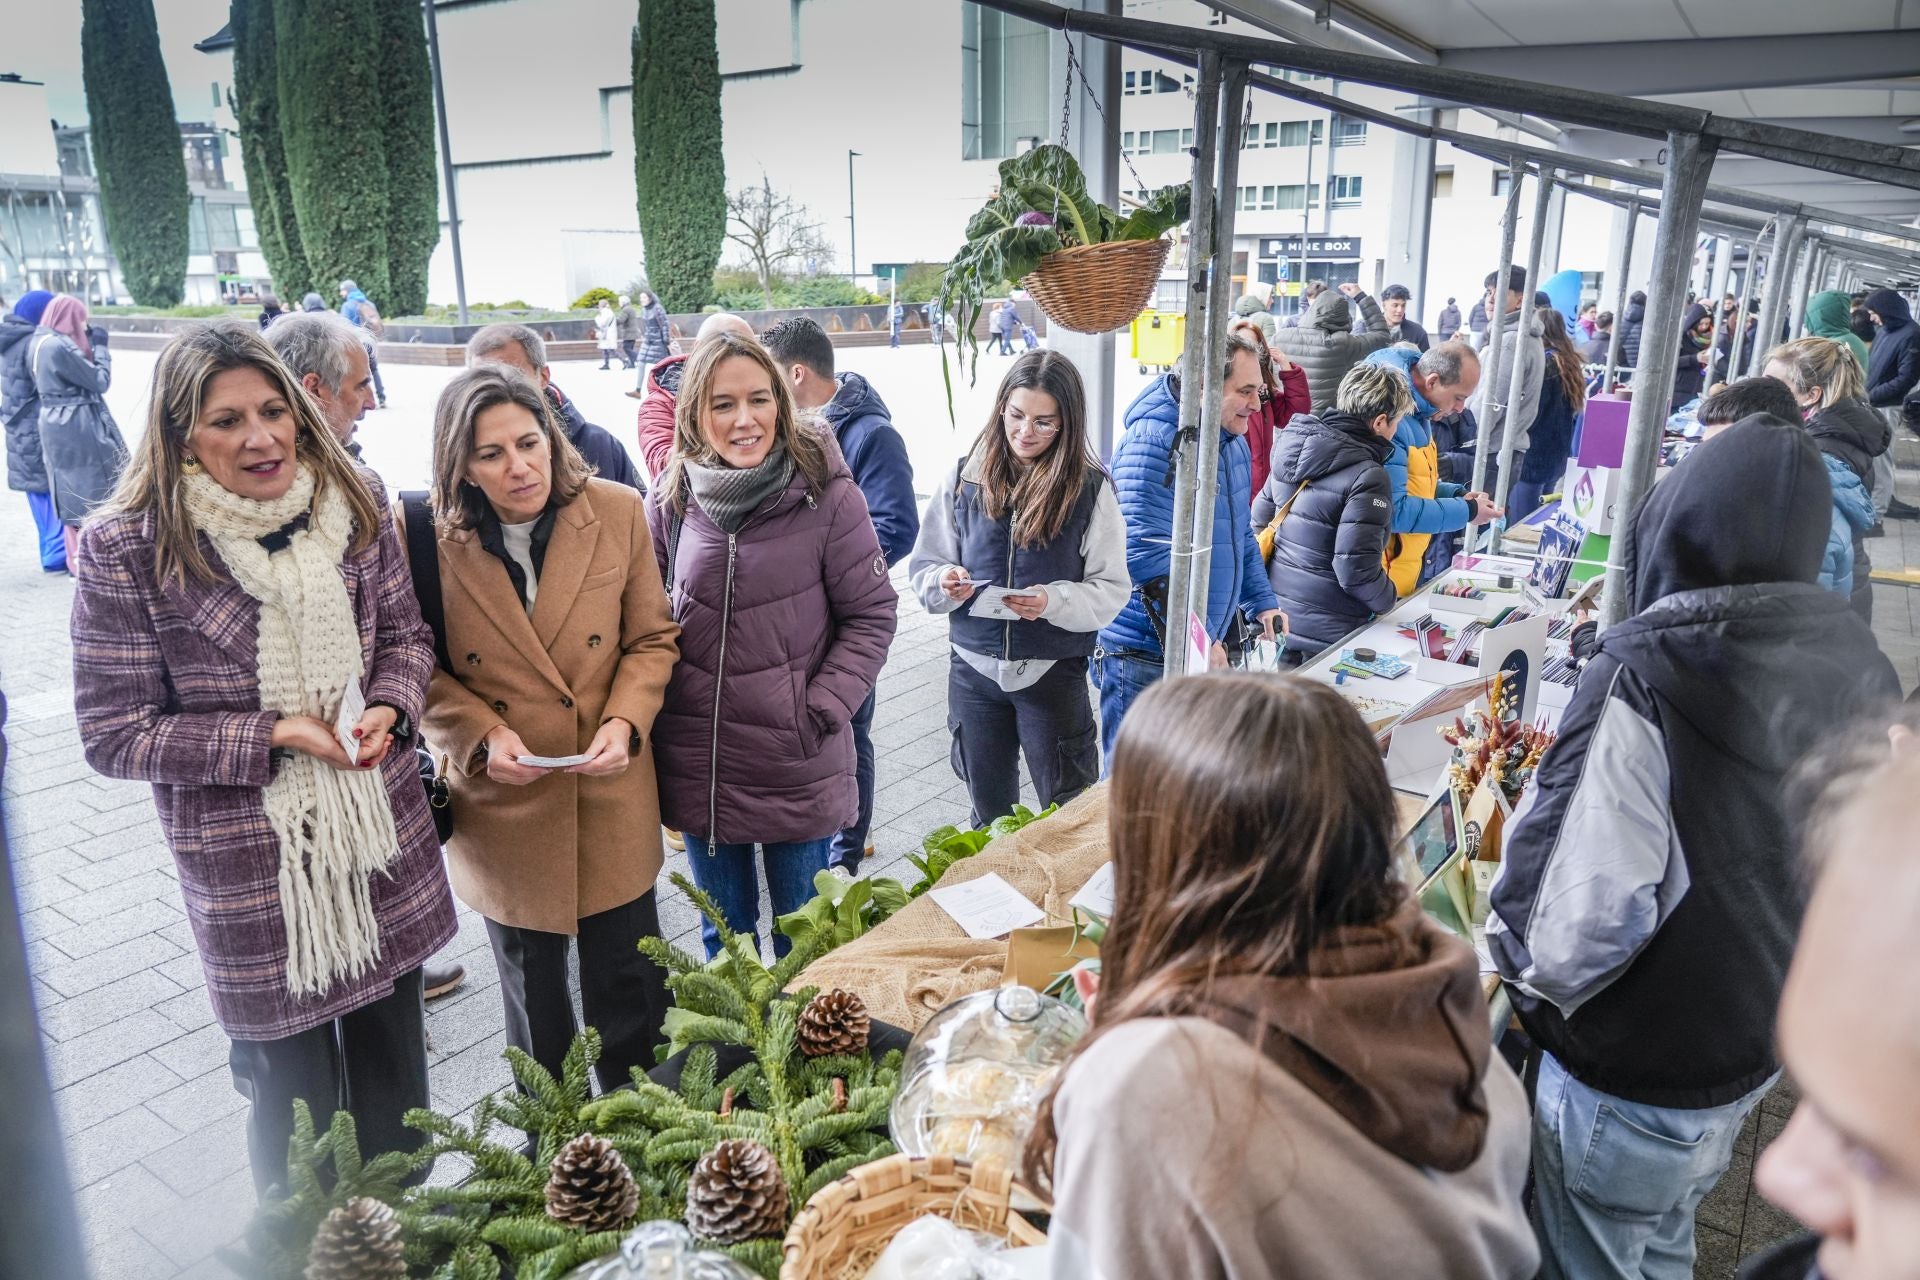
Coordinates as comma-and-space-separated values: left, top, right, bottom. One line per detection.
649, 332, 898, 957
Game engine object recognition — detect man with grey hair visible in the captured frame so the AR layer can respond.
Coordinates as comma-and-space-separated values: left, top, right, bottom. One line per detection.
265, 310, 376, 452
635, 312, 757, 480
466, 323, 644, 492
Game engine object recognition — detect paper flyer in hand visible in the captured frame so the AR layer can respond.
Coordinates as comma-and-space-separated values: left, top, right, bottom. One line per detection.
928, 872, 1045, 939
334, 680, 366, 762
517, 753, 594, 769
969, 585, 1025, 620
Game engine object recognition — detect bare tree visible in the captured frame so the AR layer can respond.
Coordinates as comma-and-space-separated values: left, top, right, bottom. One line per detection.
725, 174, 834, 304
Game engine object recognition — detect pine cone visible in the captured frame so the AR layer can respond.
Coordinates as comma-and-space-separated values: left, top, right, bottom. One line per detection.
797, 988, 870, 1058
685, 1139, 789, 1244
305, 1197, 406, 1280
545, 1133, 641, 1233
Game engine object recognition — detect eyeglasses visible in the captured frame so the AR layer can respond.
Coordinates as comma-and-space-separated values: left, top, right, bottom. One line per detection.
1005, 416, 1060, 438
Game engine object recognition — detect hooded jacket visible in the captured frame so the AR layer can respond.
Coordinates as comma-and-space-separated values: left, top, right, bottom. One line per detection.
1, 310, 48, 493
1619, 297, 1647, 371
31, 327, 126, 524
1271, 290, 1392, 409
1489, 419, 1900, 1108
1864, 288, 1920, 408
1048, 904, 1538, 1280
1820, 454, 1875, 598
818, 371, 919, 566
1807, 395, 1888, 616
340, 286, 374, 328
1469, 305, 1546, 465
1673, 302, 1714, 405
1251, 408, 1396, 650
636, 354, 686, 481
1422, 407, 1481, 584
1232, 293, 1278, 346
646, 433, 897, 843
1365, 346, 1471, 596
1805, 290, 1870, 373
546, 384, 644, 493
1100, 375, 1279, 658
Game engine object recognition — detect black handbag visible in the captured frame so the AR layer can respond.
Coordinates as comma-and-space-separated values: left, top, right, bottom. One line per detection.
400, 493, 454, 844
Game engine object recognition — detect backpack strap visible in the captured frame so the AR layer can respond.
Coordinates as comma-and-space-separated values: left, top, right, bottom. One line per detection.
399, 492, 451, 673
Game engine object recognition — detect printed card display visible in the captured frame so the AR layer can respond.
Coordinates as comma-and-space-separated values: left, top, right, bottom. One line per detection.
1068, 862, 1115, 919
968, 586, 1025, 620
1527, 504, 1588, 601
928, 872, 1045, 939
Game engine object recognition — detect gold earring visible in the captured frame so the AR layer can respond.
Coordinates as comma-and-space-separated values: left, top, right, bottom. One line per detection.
181, 455, 203, 475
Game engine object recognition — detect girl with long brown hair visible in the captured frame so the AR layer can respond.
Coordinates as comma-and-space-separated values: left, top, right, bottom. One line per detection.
1508, 306, 1590, 521
907, 350, 1126, 824
1028, 676, 1536, 1279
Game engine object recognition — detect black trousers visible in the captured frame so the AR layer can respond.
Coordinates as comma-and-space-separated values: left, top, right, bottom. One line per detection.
484, 890, 669, 1095
947, 652, 1099, 827
229, 967, 429, 1200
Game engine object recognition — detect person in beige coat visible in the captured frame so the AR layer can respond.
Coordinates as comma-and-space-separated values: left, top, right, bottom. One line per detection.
1027, 675, 1537, 1280
415, 364, 679, 1093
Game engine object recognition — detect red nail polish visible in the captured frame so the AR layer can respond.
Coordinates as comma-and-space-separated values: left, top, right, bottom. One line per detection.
353, 728, 363, 737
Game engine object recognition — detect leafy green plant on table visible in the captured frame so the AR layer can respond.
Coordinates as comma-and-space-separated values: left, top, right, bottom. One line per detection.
1043, 909, 1107, 1014
773, 868, 910, 957
936, 143, 1190, 417
907, 803, 1059, 897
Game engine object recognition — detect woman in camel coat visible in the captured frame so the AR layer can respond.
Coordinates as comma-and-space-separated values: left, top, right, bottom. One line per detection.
413, 363, 679, 1093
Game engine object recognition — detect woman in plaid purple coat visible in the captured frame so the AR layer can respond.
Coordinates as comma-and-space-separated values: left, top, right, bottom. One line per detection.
69, 322, 456, 1198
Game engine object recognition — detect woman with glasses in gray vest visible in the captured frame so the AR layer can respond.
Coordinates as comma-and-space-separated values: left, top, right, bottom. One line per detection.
908, 351, 1128, 826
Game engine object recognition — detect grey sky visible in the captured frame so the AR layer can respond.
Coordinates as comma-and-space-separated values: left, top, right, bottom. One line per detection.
7, 0, 234, 125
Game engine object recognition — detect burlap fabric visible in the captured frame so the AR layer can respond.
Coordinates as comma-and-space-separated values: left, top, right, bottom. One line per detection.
791, 787, 1113, 1032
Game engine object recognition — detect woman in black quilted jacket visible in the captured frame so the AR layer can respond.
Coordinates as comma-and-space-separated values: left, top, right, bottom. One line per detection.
1252, 362, 1411, 660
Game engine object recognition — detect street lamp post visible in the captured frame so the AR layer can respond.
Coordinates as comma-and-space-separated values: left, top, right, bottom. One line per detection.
847, 150, 861, 288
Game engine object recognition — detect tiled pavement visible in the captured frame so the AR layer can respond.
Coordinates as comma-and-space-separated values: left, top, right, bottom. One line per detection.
5, 346, 1918, 1278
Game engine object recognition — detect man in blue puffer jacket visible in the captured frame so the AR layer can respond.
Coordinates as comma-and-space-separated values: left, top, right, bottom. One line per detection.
1365, 343, 1498, 594
1097, 332, 1283, 759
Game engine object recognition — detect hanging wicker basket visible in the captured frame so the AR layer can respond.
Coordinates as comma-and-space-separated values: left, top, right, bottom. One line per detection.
1020, 237, 1173, 335
779, 1154, 1047, 1280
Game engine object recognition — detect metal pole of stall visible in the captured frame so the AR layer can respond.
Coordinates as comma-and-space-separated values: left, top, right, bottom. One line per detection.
1707, 235, 1732, 319
1182, 61, 1251, 646
1753, 215, 1807, 380
1604, 130, 1721, 630
1162, 50, 1223, 680
422, 0, 468, 324
1602, 201, 1639, 393
1471, 158, 1526, 497
1725, 234, 1758, 379
1787, 242, 1816, 344
1493, 165, 1556, 520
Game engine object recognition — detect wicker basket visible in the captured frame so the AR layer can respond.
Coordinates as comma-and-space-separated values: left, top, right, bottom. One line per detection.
779, 1154, 1047, 1280
1020, 237, 1173, 335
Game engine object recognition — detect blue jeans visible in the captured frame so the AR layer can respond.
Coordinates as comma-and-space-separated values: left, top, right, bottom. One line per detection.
1094, 651, 1164, 771
27, 491, 65, 571
827, 691, 877, 874
1531, 1051, 1778, 1280
682, 834, 832, 960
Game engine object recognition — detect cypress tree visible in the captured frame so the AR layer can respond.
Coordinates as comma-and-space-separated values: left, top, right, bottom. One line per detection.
375, 0, 440, 317
633, 0, 726, 313
230, 0, 313, 301
274, 0, 391, 306
80, 0, 190, 306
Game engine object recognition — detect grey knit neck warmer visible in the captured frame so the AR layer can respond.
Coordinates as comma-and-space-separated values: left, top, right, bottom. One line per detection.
684, 440, 795, 533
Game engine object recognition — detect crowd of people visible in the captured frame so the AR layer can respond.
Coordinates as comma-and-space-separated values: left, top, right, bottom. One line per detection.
5, 257, 1920, 1279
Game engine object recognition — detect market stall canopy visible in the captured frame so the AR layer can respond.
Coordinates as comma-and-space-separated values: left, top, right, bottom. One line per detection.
1215, 0, 1920, 221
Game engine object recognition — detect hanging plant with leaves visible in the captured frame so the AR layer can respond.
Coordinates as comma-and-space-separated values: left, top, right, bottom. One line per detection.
938, 143, 1190, 414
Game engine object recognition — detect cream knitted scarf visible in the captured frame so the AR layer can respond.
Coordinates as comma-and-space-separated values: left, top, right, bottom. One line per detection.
182, 463, 402, 996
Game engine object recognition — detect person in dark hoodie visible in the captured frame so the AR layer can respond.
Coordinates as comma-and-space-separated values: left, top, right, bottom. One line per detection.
1032, 675, 1538, 1280
466, 323, 643, 493
1251, 362, 1405, 659
1766, 338, 1890, 622
1489, 418, 1900, 1280
762, 317, 918, 870
1, 290, 62, 571
1673, 302, 1716, 409
1864, 288, 1920, 418
1619, 290, 1647, 376
1271, 282, 1392, 408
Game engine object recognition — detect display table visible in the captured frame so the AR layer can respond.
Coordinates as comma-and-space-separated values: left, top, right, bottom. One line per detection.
794, 785, 1447, 1034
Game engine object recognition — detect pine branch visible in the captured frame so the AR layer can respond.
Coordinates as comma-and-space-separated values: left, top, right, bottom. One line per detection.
680, 1044, 721, 1112
801, 1142, 897, 1202
638, 933, 706, 978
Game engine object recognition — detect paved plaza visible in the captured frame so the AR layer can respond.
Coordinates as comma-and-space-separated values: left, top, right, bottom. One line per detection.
5, 343, 1920, 1277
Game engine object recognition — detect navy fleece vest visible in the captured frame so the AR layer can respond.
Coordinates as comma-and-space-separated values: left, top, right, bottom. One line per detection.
950, 468, 1104, 661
